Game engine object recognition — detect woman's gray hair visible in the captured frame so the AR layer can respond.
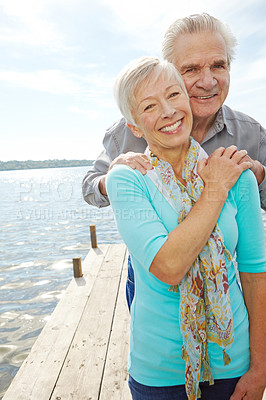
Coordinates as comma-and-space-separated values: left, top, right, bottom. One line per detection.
162, 13, 238, 68
113, 56, 188, 125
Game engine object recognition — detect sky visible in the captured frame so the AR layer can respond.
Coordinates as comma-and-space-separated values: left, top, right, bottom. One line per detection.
0, 0, 266, 161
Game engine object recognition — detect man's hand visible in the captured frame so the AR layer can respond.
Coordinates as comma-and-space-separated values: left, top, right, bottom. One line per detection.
238, 154, 265, 185
109, 152, 153, 174
99, 152, 153, 196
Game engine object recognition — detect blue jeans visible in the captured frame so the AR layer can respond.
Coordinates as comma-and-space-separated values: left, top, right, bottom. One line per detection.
126, 255, 135, 311
128, 375, 241, 400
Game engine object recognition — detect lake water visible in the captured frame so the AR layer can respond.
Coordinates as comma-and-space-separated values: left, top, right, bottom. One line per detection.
0, 166, 122, 398
0, 166, 265, 398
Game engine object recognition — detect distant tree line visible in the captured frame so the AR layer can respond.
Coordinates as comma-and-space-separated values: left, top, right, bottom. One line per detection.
0, 159, 94, 171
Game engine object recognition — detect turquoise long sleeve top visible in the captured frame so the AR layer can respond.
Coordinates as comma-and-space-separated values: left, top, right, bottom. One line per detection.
106, 165, 266, 387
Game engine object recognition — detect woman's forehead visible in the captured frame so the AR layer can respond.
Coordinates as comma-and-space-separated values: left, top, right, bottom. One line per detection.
135, 72, 183, 98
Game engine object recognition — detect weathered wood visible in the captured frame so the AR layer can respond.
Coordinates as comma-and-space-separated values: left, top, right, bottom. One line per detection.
99, 251, 131, 399
3, 241, 266, 400
50, 243, 127, 400
90, 224, 97, 248
2, 245, 111, 400
73, 257, 83, 277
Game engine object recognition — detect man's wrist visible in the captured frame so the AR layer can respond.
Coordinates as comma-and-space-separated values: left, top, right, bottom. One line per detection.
253, 161, 265, 185
99, 175, 107, 196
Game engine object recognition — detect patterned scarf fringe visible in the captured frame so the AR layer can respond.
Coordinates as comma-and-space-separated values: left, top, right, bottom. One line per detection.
182, 336, 215, 399
223, 349, 232, 366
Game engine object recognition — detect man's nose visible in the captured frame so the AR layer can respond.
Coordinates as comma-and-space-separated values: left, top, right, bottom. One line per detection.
196, 68, 217, 90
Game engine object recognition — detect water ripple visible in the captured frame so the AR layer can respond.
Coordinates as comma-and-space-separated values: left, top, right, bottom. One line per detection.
0, 166, 265, 399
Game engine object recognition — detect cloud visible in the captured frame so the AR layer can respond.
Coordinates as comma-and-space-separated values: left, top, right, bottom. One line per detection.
98, 0, 263, 58
243, 57, 266, 81
0, 69, 82, 94
0, 67, 116, 99
69, 106, 102, 119
0, 0, 64, 50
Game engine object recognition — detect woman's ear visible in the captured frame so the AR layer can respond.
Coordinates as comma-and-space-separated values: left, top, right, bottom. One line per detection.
126, 123, 143, 138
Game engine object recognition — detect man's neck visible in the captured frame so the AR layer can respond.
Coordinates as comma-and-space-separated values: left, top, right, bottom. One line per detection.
191, 114, 217, 144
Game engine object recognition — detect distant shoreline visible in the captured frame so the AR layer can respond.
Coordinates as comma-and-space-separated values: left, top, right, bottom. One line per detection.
0, 159, 94, 171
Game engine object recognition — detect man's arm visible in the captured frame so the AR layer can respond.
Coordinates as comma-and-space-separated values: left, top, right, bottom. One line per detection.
82, 118, 148, 208
202, 107, 266, 210
257, 127, 266, 210
258, 165, 266, 211
241, 125, 266, 210
82, 149, 111, 208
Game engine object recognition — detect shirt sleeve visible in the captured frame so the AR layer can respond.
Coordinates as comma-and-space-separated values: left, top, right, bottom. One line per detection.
82, 118, 147, 208
82, 149, 111, 208
106, 165, 168, 270
235, 170, 266, 273
258, 126, 266, 211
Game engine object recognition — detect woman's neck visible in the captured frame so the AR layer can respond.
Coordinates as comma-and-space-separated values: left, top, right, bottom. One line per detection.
150, 141, 190, 184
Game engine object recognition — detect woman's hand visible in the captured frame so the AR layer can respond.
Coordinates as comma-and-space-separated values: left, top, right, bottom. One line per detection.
229, 368, 266, 400
197, 146, 253, 200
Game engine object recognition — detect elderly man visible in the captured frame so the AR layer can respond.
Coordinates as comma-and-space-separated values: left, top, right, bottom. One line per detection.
82, 13, 266, 400
82, 14, 265, 211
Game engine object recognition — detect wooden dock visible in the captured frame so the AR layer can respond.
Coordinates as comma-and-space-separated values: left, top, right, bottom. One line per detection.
3, 243, 131, 400
3, 236, 266, 400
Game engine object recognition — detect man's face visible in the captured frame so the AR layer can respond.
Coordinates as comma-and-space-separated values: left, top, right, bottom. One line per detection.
173, 31, 230, 121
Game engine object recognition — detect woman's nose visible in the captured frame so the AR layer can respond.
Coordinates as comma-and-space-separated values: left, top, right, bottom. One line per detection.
161, 102, 176, 119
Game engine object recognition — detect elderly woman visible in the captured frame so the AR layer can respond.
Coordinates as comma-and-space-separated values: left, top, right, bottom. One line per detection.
106, 57, 266, 400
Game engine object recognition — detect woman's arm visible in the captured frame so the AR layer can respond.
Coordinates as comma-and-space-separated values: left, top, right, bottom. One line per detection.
107, 146, 252, 285
150, 146, 252, 285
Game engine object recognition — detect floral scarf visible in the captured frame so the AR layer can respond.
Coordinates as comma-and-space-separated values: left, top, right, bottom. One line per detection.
146, 138, 234, 400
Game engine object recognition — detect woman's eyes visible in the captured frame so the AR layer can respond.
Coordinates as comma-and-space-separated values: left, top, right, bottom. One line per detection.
144, 104, 155, 112
143, 92, 180, 112
170, 92, 180, 98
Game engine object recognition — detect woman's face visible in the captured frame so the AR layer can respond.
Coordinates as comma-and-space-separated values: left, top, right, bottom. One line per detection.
129, 72, 193, 157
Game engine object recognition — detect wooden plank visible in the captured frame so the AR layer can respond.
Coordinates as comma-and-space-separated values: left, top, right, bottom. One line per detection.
50, 243, 127, 400
3, 245, 110, 400
99, 250, 131, 400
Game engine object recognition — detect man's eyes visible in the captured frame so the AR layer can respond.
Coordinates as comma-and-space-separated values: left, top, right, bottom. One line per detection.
213, 64, 224, 69
183, 64, 226, 74
183, 67, 197, 74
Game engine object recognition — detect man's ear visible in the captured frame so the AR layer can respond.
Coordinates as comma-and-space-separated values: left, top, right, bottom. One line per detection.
126, 123, 143, 138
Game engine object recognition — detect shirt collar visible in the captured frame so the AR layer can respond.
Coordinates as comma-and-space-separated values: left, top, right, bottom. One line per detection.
201, 105, 233, 144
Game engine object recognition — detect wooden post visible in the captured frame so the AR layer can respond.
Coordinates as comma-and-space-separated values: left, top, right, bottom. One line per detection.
73, 257, 83, 278
90, 224, 97, 248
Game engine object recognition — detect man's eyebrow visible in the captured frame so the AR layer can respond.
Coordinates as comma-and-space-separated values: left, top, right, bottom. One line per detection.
180, 59, 227, 73
180, 63, 199, 73
212, 59, 227, 65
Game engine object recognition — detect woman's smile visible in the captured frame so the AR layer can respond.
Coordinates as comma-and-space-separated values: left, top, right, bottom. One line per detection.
159, 118, 183, 134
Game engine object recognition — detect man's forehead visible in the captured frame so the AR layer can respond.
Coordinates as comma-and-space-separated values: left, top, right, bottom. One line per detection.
173, 31, 227, 66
